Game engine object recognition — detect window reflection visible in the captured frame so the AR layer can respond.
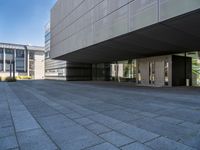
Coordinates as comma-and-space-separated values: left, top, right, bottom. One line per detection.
111, 60, 137, 82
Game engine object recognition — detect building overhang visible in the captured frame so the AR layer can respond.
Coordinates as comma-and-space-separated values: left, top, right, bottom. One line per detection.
55, 9, 200, 63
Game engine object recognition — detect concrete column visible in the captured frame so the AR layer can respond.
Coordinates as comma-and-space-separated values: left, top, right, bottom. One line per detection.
24, 50, 26, 72
14, 49, 16, 73
3, 48, 6, 72
27, 50, 30, 76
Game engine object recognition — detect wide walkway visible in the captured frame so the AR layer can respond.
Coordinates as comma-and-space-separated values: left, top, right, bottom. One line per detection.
0, 80, 200, 150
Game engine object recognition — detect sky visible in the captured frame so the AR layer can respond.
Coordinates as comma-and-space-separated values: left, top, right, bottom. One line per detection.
0, 0, 56, 46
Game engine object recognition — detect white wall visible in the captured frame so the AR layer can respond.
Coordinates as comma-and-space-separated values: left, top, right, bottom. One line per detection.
34, 52, 45, 79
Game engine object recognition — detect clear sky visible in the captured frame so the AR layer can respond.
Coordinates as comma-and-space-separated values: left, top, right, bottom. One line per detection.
0, 0, 56, 46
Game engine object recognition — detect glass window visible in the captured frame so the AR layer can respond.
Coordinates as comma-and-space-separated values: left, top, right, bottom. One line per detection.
16, 60, 25, 72
45, 51, 50, 58
16, 50, 24, 58
0, 60, 3, 71
5, 49, 14, 61
45, 32, 51, 43
164, 60, 169, 86
0, 48, 3, 60
149, 62, 155, 84
138, 63, 141, 84
6, 60, 12, 72
6, 49, 13, 54
186, 51, 200, 86
16, 50, 25, 72
110, 60, 137, 82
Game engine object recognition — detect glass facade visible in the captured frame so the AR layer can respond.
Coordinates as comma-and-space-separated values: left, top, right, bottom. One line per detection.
186, 51, 200, 86
0, 48, 29, 74
16, 50, 25, 72
111, 60, 137, 82
173, 51, 200, 86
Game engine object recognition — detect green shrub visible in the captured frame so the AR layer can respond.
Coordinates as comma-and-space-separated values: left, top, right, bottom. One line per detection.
16, 76, 32, 80
0, 77, 1, 82
5, 77, 16, 82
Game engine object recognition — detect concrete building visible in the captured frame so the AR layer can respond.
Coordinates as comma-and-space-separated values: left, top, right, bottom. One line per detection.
0, 42, 45, 79
50, 0, 200, 86
45, 23, 67, 80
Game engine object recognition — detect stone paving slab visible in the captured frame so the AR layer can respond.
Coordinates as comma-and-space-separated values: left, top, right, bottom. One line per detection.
145, 137, 196, 150
1, 81, 200, 150
102, 109, 143, 122
85, 142, 119, 150
99, 131, 135, 147
74, 117, 94, 126
0, 126, 15, 138
121, 142, 153, 150
154, 116, 184, 125
129, 118, 198, 141
85, 123, 112, 135
118, 124, 159, 143
37, 114, 77, 131
42, 126, 104, 150
0, 135, 18, 150
17, 129, 57, 150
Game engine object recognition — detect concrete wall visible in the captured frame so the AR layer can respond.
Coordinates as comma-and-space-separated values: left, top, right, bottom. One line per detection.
34, 52, 45, 80
50, 0, 200, 59
136, 55, 172, 87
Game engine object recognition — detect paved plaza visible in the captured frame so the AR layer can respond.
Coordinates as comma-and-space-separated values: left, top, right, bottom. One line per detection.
0, 80, 200, 150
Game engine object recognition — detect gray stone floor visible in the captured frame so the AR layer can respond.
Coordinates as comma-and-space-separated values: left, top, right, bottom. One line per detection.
0, 80, 200, 150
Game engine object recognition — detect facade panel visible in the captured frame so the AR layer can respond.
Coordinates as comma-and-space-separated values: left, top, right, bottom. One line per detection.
159, 0, 200, 21
45, 23, 67, 80
51, 0, 200, 59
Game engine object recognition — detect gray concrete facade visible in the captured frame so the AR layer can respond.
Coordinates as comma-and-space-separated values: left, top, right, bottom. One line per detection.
50, 0, 200, 63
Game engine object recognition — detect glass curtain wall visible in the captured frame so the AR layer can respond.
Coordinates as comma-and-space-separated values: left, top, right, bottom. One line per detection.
174, 51, 200, 86
186, 51, 200, 86
16, 49, 25, 72
111, 59, 137, 82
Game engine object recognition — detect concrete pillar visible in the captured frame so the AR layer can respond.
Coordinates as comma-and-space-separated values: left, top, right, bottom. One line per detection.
115, 61, 119, 82
14, 49, 16, 73
24, 50, 26, 72
3, 48, 5, 72
27, 50, 30, 76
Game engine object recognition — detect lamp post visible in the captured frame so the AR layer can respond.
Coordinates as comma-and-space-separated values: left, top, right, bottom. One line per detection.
13, 59, 15, 79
